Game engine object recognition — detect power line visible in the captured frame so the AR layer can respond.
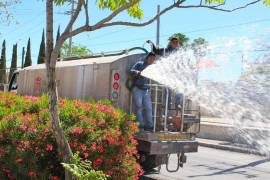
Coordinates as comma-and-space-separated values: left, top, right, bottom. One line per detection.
0, 12, 44, 39
81, 27, 130, 42
87, 18, 270, 47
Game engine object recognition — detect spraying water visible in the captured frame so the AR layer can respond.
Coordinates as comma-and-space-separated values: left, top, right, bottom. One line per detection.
141, 38, 270, 156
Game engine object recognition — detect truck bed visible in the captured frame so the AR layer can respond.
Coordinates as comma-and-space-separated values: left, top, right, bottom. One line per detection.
135, 132, 198, 155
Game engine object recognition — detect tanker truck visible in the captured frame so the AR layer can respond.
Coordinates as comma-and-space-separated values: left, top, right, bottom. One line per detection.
8, 47, 200, 173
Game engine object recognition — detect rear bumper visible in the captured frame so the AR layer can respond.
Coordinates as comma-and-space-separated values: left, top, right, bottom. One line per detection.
137, 140, 198, 155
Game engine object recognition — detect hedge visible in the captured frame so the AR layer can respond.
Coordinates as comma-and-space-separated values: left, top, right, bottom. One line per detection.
0, 92, 143, 180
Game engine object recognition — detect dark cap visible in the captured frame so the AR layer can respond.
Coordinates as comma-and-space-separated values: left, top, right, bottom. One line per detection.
169, 36, 179, 41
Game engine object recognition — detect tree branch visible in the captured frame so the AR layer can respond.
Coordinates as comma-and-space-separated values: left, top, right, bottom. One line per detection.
82, 0, 89, 25
93, 0, 141, 28
55, 0, 142, 55
92, 0, 185, 30
53, 0, 84, 65
52, 25, 90, 61
178, 0, 261, 12
53, 0, 262, 61
62, 0, 82, 35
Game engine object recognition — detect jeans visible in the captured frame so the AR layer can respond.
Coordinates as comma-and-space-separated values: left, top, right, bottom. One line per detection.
175, 93, 184, 109
166, 89, 183, 110
132, 87, 153, 130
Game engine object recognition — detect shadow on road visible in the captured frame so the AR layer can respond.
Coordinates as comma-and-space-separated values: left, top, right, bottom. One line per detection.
188, 158, 270, 178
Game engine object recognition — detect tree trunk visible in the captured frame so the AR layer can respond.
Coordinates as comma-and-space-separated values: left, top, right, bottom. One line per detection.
46, 1, 73, 179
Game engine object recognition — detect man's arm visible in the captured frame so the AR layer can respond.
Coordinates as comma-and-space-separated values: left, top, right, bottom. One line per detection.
147, 40, 165, 56
130, 61, 142, 76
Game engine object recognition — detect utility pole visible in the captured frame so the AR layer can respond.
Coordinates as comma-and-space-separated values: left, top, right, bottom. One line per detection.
21, 47, 25, 68
156, 5, 160, 48
67, 0, 75, 57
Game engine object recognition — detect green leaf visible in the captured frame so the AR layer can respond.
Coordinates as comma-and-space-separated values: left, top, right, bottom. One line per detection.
96, 0, 143, 19
54, 0, 67, 5
205, 0, 225, 4
60, 42, 92, 57
62, 153, 107, 180
264, 0, 270, 6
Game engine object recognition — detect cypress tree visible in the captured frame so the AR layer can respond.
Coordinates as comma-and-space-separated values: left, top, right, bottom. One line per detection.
0, 40, 7, 84
56, 25, 61, 59
37, 30, 46, 64
9, 44, 17, 82
24, 38, 32, 67
21, 47, 25, 68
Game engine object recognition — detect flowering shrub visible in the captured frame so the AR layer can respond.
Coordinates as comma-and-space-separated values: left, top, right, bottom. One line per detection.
0, 92, 143, 180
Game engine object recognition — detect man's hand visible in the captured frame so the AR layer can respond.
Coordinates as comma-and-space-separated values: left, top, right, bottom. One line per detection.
136, 70, 141, 76
146, 40, 153, 44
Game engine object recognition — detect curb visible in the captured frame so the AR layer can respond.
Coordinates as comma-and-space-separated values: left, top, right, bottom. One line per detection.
198, 141, 266, 156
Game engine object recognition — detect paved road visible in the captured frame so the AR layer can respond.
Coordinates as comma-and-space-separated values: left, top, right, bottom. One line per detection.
143, 147, 270, 180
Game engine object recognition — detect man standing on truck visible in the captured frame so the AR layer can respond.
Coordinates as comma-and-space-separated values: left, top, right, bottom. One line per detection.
130, 52, 156, 131
147, 36, 180, 56
147, 37, 184, 112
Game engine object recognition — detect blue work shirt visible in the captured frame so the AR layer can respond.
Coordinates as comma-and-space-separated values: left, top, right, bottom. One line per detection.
130, 59, 150, 90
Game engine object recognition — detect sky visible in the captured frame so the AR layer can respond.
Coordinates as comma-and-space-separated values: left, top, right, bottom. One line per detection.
0, 0, 270, 82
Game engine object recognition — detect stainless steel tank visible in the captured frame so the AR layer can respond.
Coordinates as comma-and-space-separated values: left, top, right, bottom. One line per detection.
16, 54, 144, 112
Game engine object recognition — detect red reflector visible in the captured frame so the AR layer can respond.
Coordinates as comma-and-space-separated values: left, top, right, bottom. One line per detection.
113, 82, 119, 90
114, 73, 120, 80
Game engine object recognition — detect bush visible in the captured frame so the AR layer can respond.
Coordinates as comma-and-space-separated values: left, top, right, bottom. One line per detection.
0, 92, 143, 180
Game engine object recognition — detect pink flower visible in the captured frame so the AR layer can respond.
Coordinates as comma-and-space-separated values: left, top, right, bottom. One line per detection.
106, 159, 113, 165
19, 124, 27, 132
99, 105, 107, 111
72, 127, 83, 135
15, 158, 23, 164
3, 128, 9, 134
46, 144, 53, 151
29, 127, 37, 133
98, 119, 106, 126
97, 144, 105, 153
69, 141, 77, 148
21, 115, 30, 125
79, 115, 88, 120
1, 167, 11, 174
79, 144, 87, 151
105, 136, 115, 145
52, 176, 59, 180
34, 146, 41, 154
84, 153, 90, 158
0, 148, 5, 157
90, 143, 97, 151
28, 171, 37, 177
7, 174, 16, 180
21, 140, 30, 149
93, 158, 103, 168
116, 154, 122, 162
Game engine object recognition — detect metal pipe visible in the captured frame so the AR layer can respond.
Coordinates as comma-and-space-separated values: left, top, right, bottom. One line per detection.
21, 47, 25, 68
164, 88, 169, 131
156, 5, 160, 48
129, 94, 133, 114
63, 47, 148, 61
68, 0, 75, 57
181, 95, 185, 132
153, 86, 158, 132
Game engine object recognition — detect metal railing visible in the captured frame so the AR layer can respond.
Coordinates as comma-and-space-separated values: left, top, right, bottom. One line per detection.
148, 83, 201, 134
62, 47, 148, 61
130, 83, 201, 134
